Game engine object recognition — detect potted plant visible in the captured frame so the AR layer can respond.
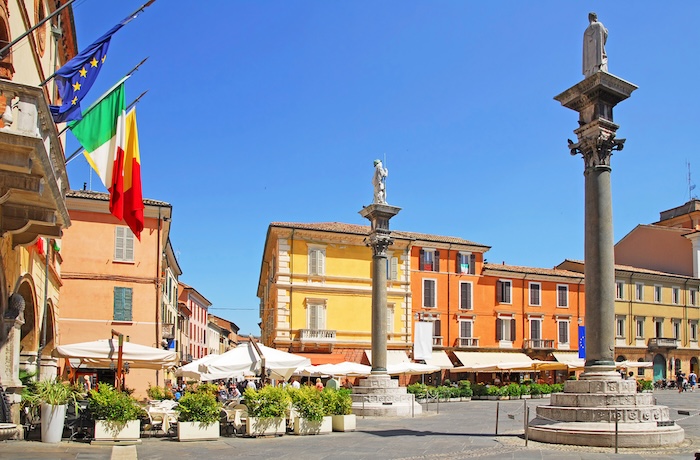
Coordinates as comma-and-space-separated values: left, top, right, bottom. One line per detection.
88, 383, 145, 441
288, 386, 331, 435
486, 385, 500, 400
243, 386, 289, 436
505, 383, 521, 399
322, 388, 354, 432
176, 390, 221, 441
458, 380, 473, 401
472, 383, 487, 400
530, 383, 542, 398
32, 379, 81, 443
519, 383, 531, 399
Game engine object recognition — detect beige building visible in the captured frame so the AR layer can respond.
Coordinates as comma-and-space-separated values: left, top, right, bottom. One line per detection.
0, 1, 77, 427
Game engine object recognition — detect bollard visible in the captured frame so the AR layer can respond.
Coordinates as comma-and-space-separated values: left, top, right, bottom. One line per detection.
495, 401, 500, 435
614, 412, 619, 453
523, 399, 527, 434
525, 407, 529, 447
363, 397, 366, 419
411, 394, 414, 418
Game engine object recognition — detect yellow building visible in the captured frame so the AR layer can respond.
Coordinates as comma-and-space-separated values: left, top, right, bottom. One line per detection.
258, 222, 413, 364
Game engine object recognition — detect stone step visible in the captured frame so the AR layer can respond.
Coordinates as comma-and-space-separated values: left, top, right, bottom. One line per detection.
550, 392, 655, 407
536, 404, 671, 423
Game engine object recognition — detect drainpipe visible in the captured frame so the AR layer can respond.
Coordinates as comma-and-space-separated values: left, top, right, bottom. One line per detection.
155, 207, 163, 386
404, 244, 410, 349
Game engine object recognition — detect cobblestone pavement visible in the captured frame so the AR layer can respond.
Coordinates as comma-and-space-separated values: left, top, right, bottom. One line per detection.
2, 389, 700, 459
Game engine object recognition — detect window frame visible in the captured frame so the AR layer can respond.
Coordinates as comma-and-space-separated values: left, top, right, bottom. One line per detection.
616, 316, 625, 338
459, 318, 474, 339
690, 320, 698, 342
420, 248, 438, 272
635, 317, 645, 338
422, 278, 437, 308
529, 317, 542, 340
673, 319, 681, 340
557, 284, 569, 308
496, 279, 512, 304
654, 285, 662, 303
635, 283, 644, 302
306, 299, 327, 330
459, 281, 473, 310
308, 246, 326, 276
113, 286, 133, 321
457, 251, 475, 275
114, 227, 135, 262
387, 256, 399, 281
557, 319, 570, 345
615, 281, 624, 300
529, 282, 541, 306
672, 286, 681, 305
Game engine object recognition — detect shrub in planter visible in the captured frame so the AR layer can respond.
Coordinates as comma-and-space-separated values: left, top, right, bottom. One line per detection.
243, 386, 290, 436
288, 386, 324, 422
32, 379, 82, 443
519, 384, 531, 395
407, 383, 428, 399
538, 383, 552, 395
505, 383, 521, 398
177, 391, 222, 441
550, 383, 564, 393
639, 379, 653, 392
486, 385, 500, 397
457, 380, 473, 398
89, 384, 145, 441
472, 383, 487, 397
147, 385, 165, 401
529, 383, 542, 396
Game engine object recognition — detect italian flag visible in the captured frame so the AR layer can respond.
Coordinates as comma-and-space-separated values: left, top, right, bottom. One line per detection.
70, 83, 144, 239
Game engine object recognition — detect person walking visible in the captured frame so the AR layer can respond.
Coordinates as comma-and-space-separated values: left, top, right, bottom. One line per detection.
689, 371, 697, 392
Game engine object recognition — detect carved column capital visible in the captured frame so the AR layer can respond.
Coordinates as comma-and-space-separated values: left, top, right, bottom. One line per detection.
570, 132, 625, 170
366, 230, 394, 257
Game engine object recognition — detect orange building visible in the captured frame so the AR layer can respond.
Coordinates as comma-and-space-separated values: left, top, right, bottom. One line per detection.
57, 190, 173, 397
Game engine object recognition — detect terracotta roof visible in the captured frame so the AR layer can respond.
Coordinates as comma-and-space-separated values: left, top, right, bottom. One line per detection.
483, 263, 584, 279
67, 189, 170, 207
270, 222, 489, 248
562, 259, 695, 278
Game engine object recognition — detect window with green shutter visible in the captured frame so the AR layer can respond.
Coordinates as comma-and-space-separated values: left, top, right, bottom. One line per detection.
114, 287, 133, 321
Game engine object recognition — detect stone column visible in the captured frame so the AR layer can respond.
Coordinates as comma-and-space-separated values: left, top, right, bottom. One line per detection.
359, 203, 401, 374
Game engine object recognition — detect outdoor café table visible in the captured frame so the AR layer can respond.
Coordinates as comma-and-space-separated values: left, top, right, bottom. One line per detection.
148, 406, 178, 434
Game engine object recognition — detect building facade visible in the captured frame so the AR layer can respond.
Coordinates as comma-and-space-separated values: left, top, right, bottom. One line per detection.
178, 283, 211, 361
58, 190, 172, 397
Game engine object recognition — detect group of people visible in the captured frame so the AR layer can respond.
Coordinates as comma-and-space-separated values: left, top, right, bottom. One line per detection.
675, 371, 698, 392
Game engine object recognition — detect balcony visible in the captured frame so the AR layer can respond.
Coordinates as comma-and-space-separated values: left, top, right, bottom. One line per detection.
523, 339, 555, 350
458, 337, 479, 348
299, 329, 336, 352
648, 337, 678, 350
432, 336, 443, 346
0, 81, 70, 246
162, 323, 175, 340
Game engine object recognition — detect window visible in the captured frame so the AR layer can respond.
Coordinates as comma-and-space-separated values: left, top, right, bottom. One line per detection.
530, 318, 542, 340
114, 227, 134, 262
654, 285, 662, 303
423, 279, 437, 308
672, 287, 680, 305
459, 319, 473, 338
636, 317, 645, 338
457, 252, 475, 275
673, 320, 681, 340
558, 320, 570, 345
654, 319, 663, 338
615, 281, 624, 300
635, 283, 644, 301
387, 257, 399, 280
387, 304, 394, 333
690, 321, 698, 341
496, 280, 512, 304
308, 248, 325, 276
432, 319, 442, 340
529, 283, 541, 306
691, 289, 698, 307
616, 316, 625, 338
557, 285, 569, 308
419, 249, 439, 272
459, 282, 473, 310
113, 287, 133, 321
307, 301, 326, 330
496, 317, 516, 342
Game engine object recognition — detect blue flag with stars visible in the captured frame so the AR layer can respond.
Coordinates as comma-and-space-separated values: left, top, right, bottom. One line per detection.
578, 325, 586, 359
49, 17, 130, 123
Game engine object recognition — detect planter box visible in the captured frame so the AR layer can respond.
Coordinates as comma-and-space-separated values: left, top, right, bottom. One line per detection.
293, 416, 332, 435
530, 394, 542, 399
331, 414, 355, 432
94, 420, 140, 441
449, 398, 461, 403
486, 396, 498, 400
460, 397, 472, 402
521, 394, 531, 399
245, 417, 285, 437
497, 396, 509, 400
41, 403, 66, 443
177, 421, 220, 441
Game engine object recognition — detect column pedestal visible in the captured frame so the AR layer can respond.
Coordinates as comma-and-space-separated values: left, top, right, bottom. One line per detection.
350, 374, 421, 417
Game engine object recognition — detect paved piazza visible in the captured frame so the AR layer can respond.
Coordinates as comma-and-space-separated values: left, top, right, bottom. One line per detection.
2, 389, 700, 459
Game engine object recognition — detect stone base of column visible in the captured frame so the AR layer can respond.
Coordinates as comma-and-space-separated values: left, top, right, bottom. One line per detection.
350, 374, 422, 417
528, 379, 684, 447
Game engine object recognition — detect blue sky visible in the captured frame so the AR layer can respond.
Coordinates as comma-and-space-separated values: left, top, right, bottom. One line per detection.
66, 1, 700, 335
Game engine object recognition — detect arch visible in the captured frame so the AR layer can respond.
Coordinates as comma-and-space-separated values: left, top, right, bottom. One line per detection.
0, 1, 13, 79
17, 274, 38, 352
652, 354, 666, 382
41, 299, 55, 356
691, 357, 699, 375
675, 358, 682, 375
615, 355, 626, 362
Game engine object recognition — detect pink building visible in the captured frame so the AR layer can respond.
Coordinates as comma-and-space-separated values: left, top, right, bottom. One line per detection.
178, 283, 211, 360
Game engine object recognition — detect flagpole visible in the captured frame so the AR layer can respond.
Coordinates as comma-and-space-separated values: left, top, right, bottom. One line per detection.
0, 0, 76, 59
40, 0, 157, 86
56, 57, 148, 135
65, 90, 148, 164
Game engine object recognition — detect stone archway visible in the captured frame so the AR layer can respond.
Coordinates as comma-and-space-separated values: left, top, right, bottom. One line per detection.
652, 354, 666, 382
16, 276, 38, 376
691, 357, 699, 375
39, 299, 58, 380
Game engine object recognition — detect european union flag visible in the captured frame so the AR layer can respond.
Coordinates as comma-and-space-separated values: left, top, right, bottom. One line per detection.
49, 18, 130, 123
578, 325, 586, 359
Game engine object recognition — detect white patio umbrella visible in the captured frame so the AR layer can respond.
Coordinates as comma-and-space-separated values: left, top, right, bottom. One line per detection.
201, 342, 311, 381
314, 362, 371, 377
617, 360, 653, 369
387, 362, 440, 376
53, 339, 177, 370
175, 354, 221, 380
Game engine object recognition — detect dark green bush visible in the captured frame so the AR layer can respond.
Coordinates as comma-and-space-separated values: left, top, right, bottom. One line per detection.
177, 391, 221, 424
88, 384, 145, 422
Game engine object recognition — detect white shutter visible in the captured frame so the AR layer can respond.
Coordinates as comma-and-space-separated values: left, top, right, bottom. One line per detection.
125, 230, 134, 261
318, 250, 325, 275
390, 257, 398, 280
318, 304, 326, 329
309, 250, 317, 275
309, 304, 318, 330
115, 227, 125, 260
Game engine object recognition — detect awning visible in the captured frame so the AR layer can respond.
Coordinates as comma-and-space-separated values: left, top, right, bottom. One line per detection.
54, 339, 177, 370
364, 350, 409, 366
552, 351, 585, 369
295, 352, 347, 365
424, 351, 454, 369
452, 351, 533, 372
616, 360, 653, 369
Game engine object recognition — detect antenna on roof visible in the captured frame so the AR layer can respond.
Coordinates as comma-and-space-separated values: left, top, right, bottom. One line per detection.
688, 160, 697, 201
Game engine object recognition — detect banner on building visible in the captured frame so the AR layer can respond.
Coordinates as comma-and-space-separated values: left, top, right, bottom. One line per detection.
413, 321, 433, 361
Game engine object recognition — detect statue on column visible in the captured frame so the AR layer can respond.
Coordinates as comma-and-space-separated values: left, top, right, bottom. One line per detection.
583, 12, 608, 78
372, 159, 388, 204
